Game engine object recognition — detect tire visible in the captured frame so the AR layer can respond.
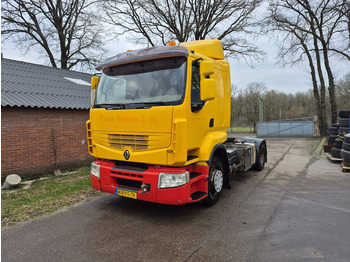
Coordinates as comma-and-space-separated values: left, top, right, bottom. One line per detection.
343, 142, 350, 151
338, 127, 349, 136
203, 156, 224, 206
339, 110, 350, 118
341, 149, 350, 160
331, 147, 341, 158
345, 133, 350, 144
327, 127, 338, 135
254, 144, 266, 171
327, 135, 337, 145
338, 118, 349, 127
334, 138, 343, 149
331, 123, 339, 128
343, 158, 350, 167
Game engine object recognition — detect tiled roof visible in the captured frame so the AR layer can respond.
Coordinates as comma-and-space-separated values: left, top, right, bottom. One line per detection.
1, 58, 92, 109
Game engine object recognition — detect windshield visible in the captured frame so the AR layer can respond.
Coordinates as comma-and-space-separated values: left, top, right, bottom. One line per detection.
95, 57, 187, 108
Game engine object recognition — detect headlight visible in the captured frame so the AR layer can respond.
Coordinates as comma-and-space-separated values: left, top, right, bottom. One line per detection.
91, 162, 100, 178
158, 172, 189, 188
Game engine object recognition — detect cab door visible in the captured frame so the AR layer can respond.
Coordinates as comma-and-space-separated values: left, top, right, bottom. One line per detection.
187, 57, 215, 152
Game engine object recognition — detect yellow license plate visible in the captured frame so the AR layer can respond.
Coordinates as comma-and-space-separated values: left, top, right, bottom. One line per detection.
117, 189, 137, 199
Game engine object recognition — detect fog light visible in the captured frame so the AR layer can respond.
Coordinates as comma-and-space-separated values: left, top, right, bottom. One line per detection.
158, 172, 189, 188
91, 162, 100, 178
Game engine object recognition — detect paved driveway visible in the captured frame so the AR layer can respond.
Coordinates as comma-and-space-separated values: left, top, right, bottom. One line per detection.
2, 138, 350, 261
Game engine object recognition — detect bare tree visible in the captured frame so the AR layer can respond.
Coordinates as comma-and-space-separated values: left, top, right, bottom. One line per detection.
265, 1, 325, 134
244, 82, 266, 124
301, 0, 349, 123
231, 82, 266, 126
333, 0, 350, 60
264, 0, 350, 134
231, 85, 245, 126
101, 0, 264, 64
2, 0, 105, 70
231, 87, 317, 127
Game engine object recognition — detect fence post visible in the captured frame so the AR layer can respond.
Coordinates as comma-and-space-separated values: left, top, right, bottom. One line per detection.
259, 98, 263, 122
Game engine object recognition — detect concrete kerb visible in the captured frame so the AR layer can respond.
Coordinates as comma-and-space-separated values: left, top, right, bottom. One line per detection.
313, 137, 327, 157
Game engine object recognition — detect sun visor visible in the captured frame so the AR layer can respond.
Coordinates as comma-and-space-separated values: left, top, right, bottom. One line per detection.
180, 39, 224, 60
96, 45, 189, 71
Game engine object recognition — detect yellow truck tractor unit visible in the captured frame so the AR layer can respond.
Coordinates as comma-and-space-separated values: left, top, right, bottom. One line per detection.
87, 39, 267, 206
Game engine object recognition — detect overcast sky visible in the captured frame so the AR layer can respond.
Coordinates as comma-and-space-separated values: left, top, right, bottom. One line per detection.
1, 33, 348, 95
231, 38, 349, 94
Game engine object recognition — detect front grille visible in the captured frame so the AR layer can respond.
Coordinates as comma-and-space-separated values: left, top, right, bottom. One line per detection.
110, 169, 143, 189
111, 170, 144, 179
108, 134, 149, 151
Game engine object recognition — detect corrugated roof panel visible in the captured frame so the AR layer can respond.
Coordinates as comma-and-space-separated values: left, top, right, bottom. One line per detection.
1, 58, 92, 109
1, 91, 90, 109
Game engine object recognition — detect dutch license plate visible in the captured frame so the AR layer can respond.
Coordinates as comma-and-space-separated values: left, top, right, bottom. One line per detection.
116, 189, 137, 199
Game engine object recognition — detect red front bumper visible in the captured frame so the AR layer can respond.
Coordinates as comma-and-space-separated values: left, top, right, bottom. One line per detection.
91, 160, 209, 205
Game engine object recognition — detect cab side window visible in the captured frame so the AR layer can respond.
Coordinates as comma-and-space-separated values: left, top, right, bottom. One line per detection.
191, 61, 204, 111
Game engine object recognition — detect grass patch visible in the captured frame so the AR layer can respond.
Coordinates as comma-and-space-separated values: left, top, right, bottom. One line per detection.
1, 166, 100, 228
227, 126, 255, 134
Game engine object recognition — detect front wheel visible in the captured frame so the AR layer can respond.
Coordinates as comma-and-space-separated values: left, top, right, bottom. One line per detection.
203, 156, 224, 206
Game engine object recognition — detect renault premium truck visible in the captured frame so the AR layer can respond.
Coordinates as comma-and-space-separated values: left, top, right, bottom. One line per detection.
87, 39, 267, 206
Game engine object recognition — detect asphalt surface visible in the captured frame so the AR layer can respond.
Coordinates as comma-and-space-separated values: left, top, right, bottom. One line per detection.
2, 138, 350, 262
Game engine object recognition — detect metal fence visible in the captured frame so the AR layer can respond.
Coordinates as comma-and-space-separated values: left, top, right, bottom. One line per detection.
257, 117, 315, 138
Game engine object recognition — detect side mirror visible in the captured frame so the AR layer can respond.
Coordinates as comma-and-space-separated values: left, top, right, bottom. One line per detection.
91, 75, 100, 90
200, 61, 215, 101
200, 61, 214, 76
201, 79, 215, 101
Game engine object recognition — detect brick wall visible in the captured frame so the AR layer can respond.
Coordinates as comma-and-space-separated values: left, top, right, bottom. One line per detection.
1, 106, 95, 179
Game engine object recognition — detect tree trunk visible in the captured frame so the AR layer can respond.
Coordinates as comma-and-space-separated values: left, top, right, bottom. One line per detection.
322, 44, 338, 124
308, 17, 327, 135
301, 38, 326, 136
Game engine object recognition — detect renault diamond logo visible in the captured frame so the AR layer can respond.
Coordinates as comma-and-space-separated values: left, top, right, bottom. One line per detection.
124, 150, 130, 160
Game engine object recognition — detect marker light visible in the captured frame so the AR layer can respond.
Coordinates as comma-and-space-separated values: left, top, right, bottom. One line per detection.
168, 41, 176, 46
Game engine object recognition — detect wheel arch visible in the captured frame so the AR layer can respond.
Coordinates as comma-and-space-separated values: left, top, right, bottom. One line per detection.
208, 143, 231, 189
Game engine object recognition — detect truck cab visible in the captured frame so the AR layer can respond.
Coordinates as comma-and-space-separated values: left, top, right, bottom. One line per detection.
87, 40, 266, 206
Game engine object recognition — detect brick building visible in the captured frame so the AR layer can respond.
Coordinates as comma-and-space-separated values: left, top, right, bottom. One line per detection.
1, 58, 95, 179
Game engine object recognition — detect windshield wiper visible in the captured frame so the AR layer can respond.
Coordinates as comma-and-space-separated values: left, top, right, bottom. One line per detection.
131, 101, 170, 109
94, 104, 126, 110
94, 101, 172, 110
140, 101, 169, 105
